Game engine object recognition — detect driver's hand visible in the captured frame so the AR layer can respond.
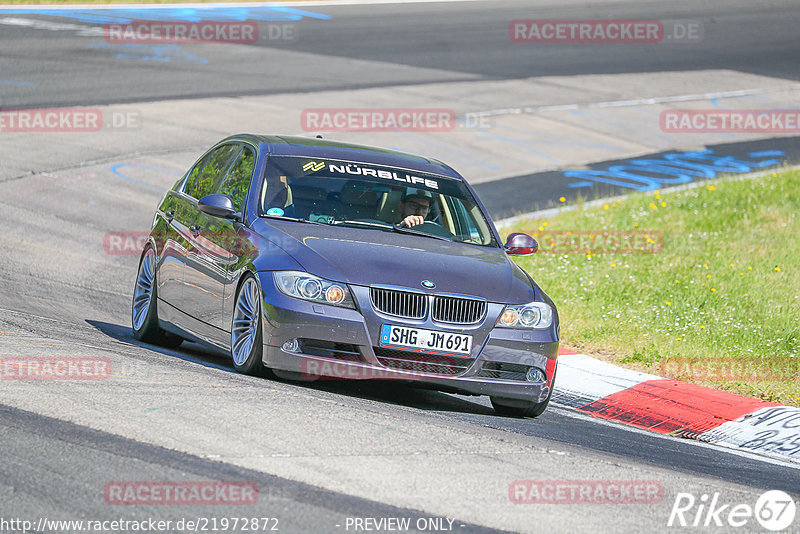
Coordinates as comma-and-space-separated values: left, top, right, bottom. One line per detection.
401, 215, 424, 228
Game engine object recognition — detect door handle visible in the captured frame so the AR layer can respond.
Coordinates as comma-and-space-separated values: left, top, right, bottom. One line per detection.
165, 210, 175, 222
190, 225, 201, 236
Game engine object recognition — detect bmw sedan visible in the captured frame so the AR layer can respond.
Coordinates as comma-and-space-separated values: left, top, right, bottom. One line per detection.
132, 135, 559, 417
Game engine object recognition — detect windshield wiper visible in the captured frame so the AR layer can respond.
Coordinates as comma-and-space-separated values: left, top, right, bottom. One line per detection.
261, 214, 324, 225
389, 224, 452, 242
334, 220, 396, 230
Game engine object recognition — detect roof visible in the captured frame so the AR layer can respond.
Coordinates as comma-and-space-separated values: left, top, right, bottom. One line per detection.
222, 134, 464, 180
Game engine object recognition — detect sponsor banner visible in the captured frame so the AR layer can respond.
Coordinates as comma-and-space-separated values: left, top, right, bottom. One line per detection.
104, 481, 258, 505
661, 109, 800, 133
300, 108, 456, 132
0, 357, 111, 380
104, 21, 258, 44
509, 480, 663, 504
534, 230, 663, 254
0, 109, 140, 132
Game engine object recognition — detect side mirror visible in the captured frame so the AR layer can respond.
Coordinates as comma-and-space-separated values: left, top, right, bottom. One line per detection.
198, 194, 239, 220
505, 232, 538, 256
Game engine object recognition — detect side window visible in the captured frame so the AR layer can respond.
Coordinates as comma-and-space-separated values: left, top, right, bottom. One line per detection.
182, 153, 212, 194
217, 145, 255, 211
184, 144, 239, 200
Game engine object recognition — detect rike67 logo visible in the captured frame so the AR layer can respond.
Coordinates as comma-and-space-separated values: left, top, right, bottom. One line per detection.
668, 490, 796, 531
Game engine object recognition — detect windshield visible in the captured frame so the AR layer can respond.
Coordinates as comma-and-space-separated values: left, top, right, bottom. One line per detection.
257, 156, 498, 246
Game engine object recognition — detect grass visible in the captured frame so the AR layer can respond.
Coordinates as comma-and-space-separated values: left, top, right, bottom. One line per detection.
507, 169, 800, 407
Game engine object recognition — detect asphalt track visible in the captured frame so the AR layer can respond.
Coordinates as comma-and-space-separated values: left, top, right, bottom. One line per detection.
1, 1, 800, 533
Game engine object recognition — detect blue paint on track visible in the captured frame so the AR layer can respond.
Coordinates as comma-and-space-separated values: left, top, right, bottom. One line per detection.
563, 148, 787, 191
0, 5, 331, 24
111, 163, 181, 191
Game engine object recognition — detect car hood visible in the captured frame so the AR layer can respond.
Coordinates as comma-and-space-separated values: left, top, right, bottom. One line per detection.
252, 219, 536, 303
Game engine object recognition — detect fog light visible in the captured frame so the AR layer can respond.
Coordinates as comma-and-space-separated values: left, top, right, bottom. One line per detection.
282, 339, 300, 353
525, 367, 546, 382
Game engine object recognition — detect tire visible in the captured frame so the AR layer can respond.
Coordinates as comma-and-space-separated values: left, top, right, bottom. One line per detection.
491, 367, 557, 418
131, 247, 183, 348
230, 275, 267, 376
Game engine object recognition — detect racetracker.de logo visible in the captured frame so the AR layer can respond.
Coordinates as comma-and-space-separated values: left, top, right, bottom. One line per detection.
301, 108, 457, 132
1, 357, 111, 380
509, 480, 663, 504
104, 481, 259, 505
509, 19, 702, 43
535, 230, 663, 254
105, 21, 258, 44
660, 110, 800, 133
0, 109, 140, 132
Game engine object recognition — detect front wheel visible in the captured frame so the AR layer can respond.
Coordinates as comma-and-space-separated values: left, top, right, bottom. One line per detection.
491, 368, 556, 418
230, 275, 266, 376
131, 247, 183, 348
490, 395, 550, 418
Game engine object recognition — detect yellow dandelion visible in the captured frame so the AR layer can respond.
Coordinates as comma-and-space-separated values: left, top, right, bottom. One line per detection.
706, 274, 711, 278
701, 325, 706, 329
656, 194, 661, 199
559, 196, 566, 202
543, 222, 548, 227
566, 231, 572, 236
539, 226, 544, 232
711, 288, 716, 292
649, 203, 658, 210
611, 263, 616, 267
666, 301, 671, 305
707, 185, 715, 191
603, 204, 609, 210
661, 202, 667, 207
775, 267, 782, 272
748, 266, 753, 270
616, 199, 622, 204
739, 272, 744, 276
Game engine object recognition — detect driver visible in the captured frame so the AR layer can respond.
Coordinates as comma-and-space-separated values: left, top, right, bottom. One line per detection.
397, 188, 433, 228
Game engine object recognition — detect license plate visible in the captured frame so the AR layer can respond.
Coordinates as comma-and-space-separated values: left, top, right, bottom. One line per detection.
379, 325, 472, 356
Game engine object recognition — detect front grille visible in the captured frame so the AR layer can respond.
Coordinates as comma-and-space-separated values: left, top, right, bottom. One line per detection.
433, 295, 487, 324
299, 339, 362, 362
370, 287, 427, 319
373, 346, 472, 376
476, 361, 530, 381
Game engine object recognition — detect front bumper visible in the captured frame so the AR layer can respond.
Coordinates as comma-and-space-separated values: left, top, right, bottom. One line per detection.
258, 273, 559, 404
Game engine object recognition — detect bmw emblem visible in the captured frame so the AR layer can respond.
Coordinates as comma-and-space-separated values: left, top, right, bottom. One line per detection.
421, 280, 436, 289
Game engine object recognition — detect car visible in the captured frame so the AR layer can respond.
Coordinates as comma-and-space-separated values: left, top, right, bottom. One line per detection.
131, 134, 559, 417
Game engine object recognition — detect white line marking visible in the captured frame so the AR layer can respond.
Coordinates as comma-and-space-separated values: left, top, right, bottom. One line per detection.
471, 86, 800, 118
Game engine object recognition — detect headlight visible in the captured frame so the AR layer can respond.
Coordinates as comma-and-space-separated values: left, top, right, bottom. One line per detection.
496, 302, 553, 329
274, 271, 355, 309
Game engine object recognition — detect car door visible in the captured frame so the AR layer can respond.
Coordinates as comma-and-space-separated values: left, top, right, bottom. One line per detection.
180, 143, 240, 331
183, 143, 254, 339
156, 151, 213, 310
